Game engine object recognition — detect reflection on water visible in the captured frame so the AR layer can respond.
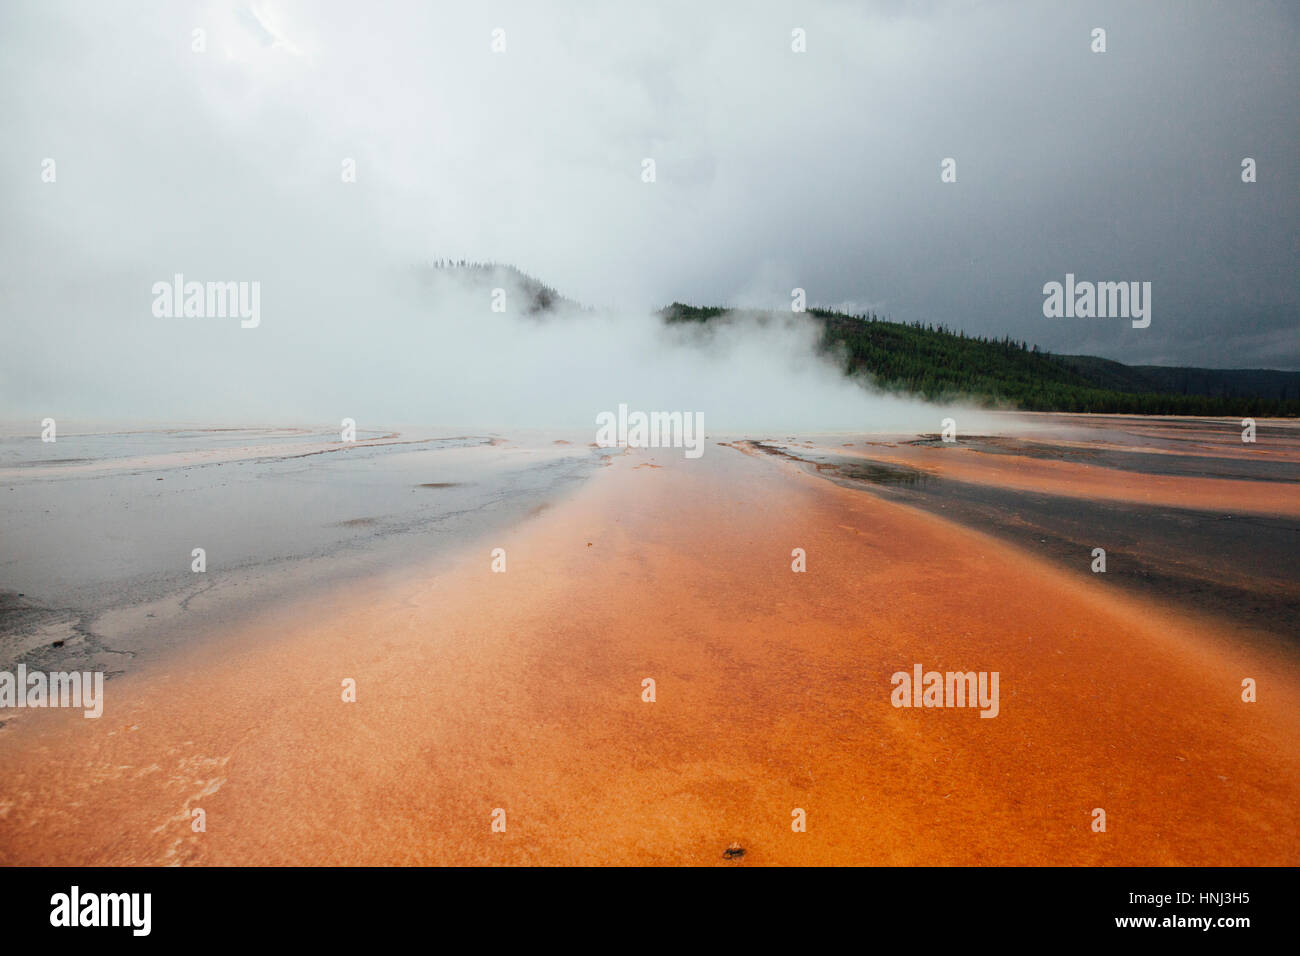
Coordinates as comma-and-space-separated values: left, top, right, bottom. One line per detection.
0, 427, 605, 673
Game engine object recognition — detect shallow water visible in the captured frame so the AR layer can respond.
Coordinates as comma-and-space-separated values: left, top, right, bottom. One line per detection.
769, 416, 1300, 646
0, 427, 607, 674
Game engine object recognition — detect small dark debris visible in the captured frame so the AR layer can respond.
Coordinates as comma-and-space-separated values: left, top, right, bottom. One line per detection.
723, 843, 745, 860
51, 640, 64, 648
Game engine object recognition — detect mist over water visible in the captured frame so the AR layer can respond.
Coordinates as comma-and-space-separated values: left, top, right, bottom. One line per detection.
322, 269, 954, 433
7, 250, 959, 433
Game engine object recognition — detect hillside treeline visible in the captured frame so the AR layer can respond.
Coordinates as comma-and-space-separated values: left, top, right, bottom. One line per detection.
660, 303, 1300, 417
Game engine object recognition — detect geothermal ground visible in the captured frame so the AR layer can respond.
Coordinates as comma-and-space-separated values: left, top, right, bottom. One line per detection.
0, 415, 1296, 865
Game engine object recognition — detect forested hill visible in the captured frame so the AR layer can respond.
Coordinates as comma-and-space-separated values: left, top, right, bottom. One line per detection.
660, 304, 1300, 417
419, 260, 579, 314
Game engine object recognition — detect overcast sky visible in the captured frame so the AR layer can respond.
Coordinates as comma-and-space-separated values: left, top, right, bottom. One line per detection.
1, 0, 1297, 423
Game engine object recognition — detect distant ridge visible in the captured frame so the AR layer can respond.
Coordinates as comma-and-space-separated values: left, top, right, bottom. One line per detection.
1054, 355, 1300, 403
418, 260, 580, 315
660, 303, 1300, 417
412, 263, 1298, 416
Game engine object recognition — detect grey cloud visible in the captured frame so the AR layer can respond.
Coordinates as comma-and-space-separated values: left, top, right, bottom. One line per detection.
0, 0, 1295, 426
